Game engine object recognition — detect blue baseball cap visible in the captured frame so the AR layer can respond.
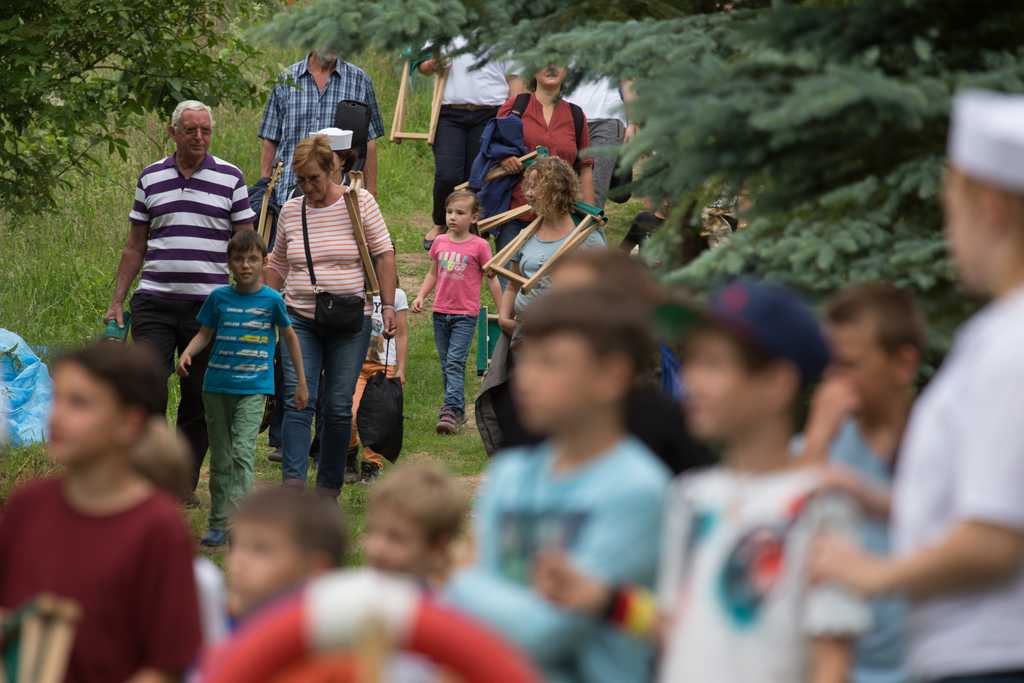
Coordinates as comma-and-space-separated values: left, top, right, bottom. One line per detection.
657, 279, 830, 386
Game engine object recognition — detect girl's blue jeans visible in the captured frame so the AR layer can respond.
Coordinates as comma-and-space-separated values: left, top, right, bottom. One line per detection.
433, 312, 477, 414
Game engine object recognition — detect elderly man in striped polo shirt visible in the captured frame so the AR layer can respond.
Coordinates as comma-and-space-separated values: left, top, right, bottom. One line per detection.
104, 100, 255, 504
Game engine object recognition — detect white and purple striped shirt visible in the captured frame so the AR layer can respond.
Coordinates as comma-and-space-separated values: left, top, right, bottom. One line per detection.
129, 154, 255, 301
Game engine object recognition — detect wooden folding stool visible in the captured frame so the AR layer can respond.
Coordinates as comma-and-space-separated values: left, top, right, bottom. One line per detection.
482, 215, 542, 286
389, 60, 447, 145
342, 185, 381, 296
258, 160, 284, 245
1, 594, 80, 683
520, 205, 608, 294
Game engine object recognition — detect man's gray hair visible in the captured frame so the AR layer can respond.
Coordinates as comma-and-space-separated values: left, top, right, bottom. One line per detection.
171, 100, 214, 130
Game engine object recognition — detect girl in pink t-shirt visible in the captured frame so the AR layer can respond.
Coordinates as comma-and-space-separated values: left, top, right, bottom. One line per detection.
413, 191, 503, 434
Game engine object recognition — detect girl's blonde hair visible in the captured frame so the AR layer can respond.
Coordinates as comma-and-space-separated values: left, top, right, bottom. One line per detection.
292, 134, 338, 175
525, 157, 578, 220
442, 189, 482, 235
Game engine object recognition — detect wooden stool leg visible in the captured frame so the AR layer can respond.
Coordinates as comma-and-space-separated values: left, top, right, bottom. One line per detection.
35, 619, 76, 683
484, 217, 541, 275
343, 190, 380, 295
478, 204, 533, 235
389, 61, 411, 144
427, 70, 447, 145
355, 617, 391, 683
16, 611, 43, 683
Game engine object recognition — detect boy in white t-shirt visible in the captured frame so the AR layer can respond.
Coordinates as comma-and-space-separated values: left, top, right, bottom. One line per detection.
811, 90, 1024, 683
536, 279, 870, 682
347, 287, 409, 482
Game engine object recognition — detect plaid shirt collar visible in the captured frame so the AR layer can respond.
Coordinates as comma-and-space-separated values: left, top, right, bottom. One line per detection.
297, 54, 346, 80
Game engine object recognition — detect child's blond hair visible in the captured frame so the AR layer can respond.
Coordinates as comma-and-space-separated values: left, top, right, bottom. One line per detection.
368, 461, 467, 544
131, 417, 192, 500
526, 156, 579, 220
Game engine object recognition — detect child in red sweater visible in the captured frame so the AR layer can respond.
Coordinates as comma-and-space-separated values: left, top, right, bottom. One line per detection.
0, 343, 201, 683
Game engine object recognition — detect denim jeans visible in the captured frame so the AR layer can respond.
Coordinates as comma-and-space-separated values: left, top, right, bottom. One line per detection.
280, 311, 371, 495
433, 313, 477, 414
432, 105, 498, 226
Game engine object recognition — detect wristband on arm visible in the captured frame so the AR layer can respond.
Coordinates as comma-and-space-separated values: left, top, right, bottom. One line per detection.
601, 585, 658, 638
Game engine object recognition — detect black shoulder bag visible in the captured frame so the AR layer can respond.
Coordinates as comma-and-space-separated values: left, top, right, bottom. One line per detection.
301, 198, 366, 335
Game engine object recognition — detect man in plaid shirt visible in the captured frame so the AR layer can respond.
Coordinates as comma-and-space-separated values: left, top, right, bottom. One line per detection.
258, 50, 385, 202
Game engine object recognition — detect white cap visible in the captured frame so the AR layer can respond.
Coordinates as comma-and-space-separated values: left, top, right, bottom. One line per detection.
315, 127, 353, 152
949, 89, 1024, 192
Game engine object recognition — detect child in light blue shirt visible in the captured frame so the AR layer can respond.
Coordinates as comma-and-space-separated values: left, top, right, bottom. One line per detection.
446, 287, 669, 683
799, 283, 926, 683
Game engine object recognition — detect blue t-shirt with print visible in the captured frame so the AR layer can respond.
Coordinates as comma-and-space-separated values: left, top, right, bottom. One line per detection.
197, 285, 291, 395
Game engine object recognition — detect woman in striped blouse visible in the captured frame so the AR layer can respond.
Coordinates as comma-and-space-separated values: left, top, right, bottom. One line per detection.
266, 135, 397, 497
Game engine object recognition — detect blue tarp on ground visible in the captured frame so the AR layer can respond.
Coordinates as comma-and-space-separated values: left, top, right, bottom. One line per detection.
0, 330, 51, 447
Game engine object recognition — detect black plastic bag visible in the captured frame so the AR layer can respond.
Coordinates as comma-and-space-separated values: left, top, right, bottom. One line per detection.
357, 371, 404, 462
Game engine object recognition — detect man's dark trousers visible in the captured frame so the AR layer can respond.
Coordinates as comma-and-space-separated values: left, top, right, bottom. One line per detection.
130, 293, 210, 491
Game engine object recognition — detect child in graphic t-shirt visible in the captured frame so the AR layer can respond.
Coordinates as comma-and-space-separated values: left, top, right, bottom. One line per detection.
178, 230, 308, 547
348, 285, 409, 482
535, 280, 870, 683
412, 190, 503, 435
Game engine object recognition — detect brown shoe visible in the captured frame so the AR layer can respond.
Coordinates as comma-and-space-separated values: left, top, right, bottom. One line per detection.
436, 408, 457, 435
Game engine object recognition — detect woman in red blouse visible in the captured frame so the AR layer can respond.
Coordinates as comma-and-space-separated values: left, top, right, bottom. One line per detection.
493, 65, 596, 252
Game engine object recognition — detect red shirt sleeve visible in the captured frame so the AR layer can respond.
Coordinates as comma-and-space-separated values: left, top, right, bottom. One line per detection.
135, 506, 202, 673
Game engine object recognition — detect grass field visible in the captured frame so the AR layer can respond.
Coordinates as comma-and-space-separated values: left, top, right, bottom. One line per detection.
0, 46, 637, 563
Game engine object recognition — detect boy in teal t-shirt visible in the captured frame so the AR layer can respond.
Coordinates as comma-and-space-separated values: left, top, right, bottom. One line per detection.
178, 230, 308, 546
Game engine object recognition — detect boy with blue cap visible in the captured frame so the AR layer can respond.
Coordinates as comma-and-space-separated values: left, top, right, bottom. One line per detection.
812, 90, 1024, 682
536, 279, 870, 683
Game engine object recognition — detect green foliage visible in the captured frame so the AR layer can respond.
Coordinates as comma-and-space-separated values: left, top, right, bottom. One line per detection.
0, 0, 277, 214
266, 0, 1024, 357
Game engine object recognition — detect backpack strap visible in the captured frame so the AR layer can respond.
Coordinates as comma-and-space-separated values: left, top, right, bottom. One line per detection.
511, 93, 531, 117
568, 102, 585, 173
